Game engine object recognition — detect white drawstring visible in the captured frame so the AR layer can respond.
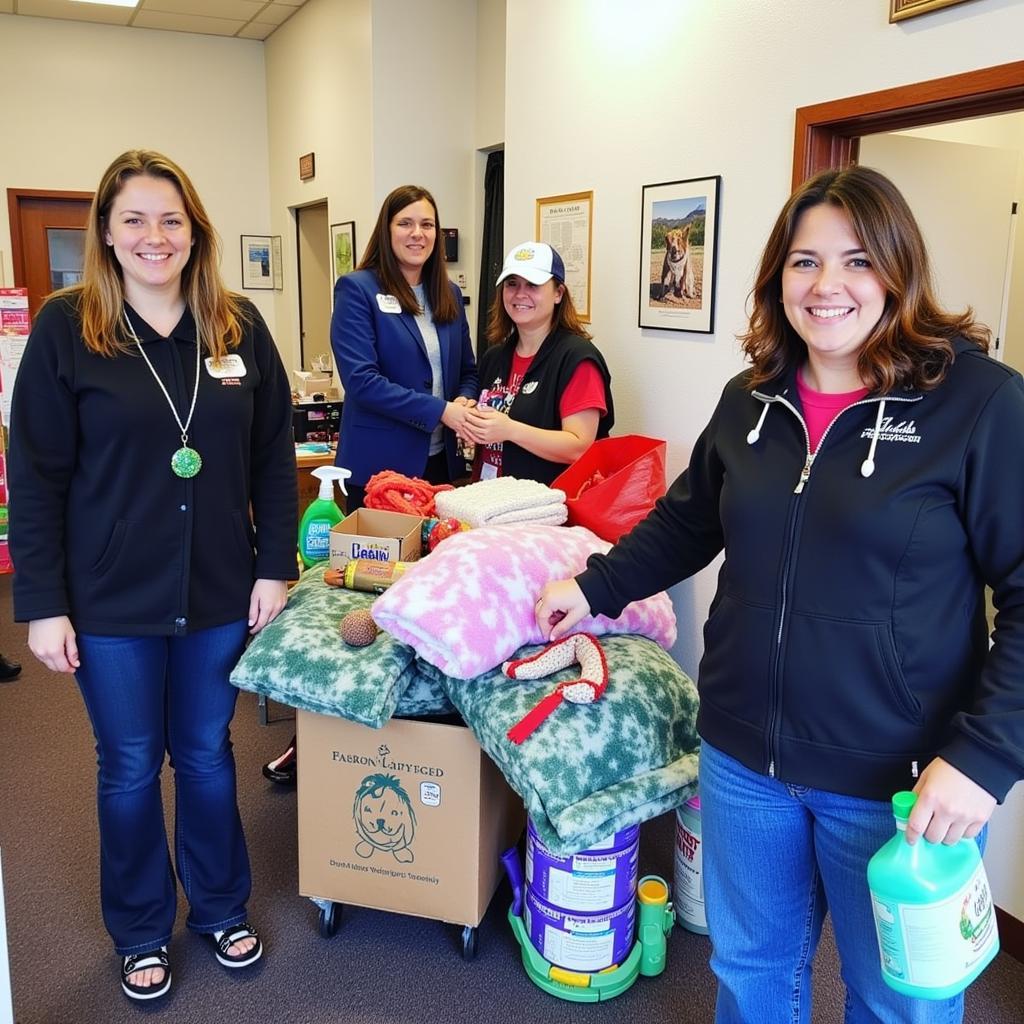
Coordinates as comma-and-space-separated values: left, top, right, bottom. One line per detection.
747, 401, 770, 445
861, 399, 886, 478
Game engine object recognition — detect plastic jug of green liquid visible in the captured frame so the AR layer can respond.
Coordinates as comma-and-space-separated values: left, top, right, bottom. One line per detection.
867, 790, 999, 1000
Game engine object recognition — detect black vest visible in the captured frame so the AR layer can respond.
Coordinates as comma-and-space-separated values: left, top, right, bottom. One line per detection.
477, 327, 614, 484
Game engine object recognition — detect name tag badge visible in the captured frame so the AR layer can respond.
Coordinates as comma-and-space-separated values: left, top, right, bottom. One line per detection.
376, 293, 402, 314
205, 354, 247, 378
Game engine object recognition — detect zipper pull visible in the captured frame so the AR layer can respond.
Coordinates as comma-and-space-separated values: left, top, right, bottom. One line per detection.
794, 454, 814, 494
769, 759, 776, 778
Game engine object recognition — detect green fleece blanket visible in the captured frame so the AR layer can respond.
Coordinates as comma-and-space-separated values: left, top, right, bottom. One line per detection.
416, 634, 701, 855
229, 564, 449, 727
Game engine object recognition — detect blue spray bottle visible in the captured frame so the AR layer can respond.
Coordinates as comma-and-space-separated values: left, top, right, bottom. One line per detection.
298, 466, 351, 568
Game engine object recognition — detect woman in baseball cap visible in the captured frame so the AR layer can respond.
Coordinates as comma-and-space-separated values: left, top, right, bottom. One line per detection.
464, 241, 614, 484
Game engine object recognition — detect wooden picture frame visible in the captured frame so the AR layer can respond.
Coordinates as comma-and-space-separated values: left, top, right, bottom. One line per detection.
889, 0, 981, 22
638, 175, 721, 334
535, 190, 593, 322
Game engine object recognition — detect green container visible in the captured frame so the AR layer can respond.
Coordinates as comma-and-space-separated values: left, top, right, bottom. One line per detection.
867, 791, 999, 1000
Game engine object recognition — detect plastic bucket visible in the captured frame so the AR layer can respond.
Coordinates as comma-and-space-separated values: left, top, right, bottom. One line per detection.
524, 886, 636, 972
526, 819, 639, 914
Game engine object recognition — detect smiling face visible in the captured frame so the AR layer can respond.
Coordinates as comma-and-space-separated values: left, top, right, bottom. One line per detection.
389, 199, 437, 284
502, 275, 564, 339
781, 203, 887, 389
104, 174, 193, 307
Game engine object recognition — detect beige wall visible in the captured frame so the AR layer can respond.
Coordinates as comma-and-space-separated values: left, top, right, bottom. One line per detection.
0, 14, 275, 328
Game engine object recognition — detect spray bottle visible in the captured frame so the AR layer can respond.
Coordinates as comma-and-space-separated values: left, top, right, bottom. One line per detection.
298, 466, 351, 567
867, 790, 999, 1000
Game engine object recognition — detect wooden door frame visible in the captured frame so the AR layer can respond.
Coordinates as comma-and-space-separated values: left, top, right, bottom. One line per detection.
792, 60, 1024, 187
793, 58, 1024, 965
7, 188, 94, 286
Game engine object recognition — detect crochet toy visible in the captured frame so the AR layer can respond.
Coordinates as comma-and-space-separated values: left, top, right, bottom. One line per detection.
339, 609, 379, 646
502, 632, 608, 745
365, 470, 453, 517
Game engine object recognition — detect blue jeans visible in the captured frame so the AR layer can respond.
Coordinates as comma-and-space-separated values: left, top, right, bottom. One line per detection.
699, 740, 975, 1024
75, 620, 251, 955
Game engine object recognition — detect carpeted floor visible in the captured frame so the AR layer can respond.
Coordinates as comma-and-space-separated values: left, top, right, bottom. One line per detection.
1, 576, 1022, 1023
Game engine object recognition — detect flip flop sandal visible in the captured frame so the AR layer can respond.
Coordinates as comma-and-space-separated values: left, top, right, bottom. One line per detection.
121, 947, 171, 1001
209, 923, 263, 968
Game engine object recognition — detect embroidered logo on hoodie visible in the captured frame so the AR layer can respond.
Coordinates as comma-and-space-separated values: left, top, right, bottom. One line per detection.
860, 417, 921, 444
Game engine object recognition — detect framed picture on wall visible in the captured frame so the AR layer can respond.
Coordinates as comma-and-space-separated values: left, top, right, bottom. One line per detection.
889, 0, 980, 21
330, 221, 357, 284
638, 175, 720, 334
535, 190, 593, 322
240, 234, 275, 290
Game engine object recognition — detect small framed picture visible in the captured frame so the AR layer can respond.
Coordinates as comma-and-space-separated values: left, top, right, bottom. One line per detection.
889, 0, 980, 21
638, 175, 721, 334
329, 221, 357, 282
240, 234, 275, 290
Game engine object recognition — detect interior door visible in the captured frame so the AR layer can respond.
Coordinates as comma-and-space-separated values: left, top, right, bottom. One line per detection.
7, 190, 93, 317
858, 133, 1019, 358
296, 202, 333, 374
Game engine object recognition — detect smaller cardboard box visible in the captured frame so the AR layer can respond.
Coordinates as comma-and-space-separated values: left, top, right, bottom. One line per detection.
297, 711, 525, 927
329, 509, 422, 570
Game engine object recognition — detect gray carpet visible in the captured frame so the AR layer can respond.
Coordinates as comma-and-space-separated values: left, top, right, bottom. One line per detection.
1, 576, 1022, 1023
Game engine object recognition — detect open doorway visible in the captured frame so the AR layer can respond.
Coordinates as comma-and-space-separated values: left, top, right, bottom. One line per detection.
295, 201, 333, 375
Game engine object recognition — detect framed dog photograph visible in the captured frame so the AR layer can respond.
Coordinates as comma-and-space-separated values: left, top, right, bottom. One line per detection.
639, 176, 720, 334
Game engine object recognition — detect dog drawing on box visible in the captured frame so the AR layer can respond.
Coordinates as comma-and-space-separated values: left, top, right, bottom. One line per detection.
659, 225, 696, 301
353, 773, 417, 863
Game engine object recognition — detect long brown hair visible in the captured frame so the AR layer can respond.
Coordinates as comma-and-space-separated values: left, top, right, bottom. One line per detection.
49, 149, 248, 358
740, 165, 989, 392
358, 184, 460, 324
485, 276, 592, 346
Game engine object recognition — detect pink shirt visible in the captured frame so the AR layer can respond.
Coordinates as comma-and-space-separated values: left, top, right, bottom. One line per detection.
796, 369, 869, 452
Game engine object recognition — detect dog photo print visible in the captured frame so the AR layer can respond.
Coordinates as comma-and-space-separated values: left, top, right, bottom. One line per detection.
639, 175, 720, 333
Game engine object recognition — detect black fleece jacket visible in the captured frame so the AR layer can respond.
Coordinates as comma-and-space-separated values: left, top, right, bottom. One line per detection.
10, 296, 298, 636
578, 341, 1024, 803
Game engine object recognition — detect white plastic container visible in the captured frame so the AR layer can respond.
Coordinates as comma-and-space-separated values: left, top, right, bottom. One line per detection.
674, 795, 708, 934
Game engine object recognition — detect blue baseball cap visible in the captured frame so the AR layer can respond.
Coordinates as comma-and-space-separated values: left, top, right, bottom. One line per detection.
496, 241, 566, 286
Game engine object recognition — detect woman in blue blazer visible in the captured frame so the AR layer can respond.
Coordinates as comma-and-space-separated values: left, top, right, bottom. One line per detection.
262, 186, 477, 785
332, 184, 478, 510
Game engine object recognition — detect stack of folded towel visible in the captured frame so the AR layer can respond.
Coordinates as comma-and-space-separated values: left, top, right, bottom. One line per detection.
434, 477, 567, 528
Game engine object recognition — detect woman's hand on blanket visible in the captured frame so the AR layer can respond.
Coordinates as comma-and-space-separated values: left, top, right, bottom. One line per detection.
536, 578, 590, 641
249, 579, 289, 635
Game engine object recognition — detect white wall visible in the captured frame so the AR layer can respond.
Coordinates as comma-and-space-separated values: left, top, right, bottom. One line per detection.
503, 0, 1024, 916
0, 15, 274, 328
896, 115, 1024, 374
475, 0, 505, 150
263, 0, 374, 373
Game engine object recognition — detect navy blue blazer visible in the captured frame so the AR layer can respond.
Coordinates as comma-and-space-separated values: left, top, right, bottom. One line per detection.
331, 269, 478, 485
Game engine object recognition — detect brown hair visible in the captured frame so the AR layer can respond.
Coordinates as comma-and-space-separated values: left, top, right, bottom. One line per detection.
48, 149, 248, 358
740, 165, 989, 392
485, 275, 592, 346
357, 184, 460, 324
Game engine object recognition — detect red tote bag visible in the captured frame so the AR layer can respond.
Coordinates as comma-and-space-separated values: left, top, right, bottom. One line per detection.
551, 435, 667, 543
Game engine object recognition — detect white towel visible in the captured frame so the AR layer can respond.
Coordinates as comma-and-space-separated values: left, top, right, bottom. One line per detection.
435, 477, 567, 529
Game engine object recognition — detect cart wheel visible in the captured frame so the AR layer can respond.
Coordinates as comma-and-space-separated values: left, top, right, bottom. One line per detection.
460, 925, 478, 960
318, 901, 342, 938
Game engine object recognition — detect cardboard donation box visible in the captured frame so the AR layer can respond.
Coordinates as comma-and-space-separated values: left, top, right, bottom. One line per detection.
329, 509, 422, 570
297, 710, 525, 927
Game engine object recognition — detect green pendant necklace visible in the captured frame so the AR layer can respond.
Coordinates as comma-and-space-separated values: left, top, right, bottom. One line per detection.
124, 308, 203, 478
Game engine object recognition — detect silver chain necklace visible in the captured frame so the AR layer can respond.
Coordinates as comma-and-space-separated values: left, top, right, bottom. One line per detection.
123, 308, 203, 478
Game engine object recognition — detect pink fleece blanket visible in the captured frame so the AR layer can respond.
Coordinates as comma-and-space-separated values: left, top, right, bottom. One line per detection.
371, 524, 677, 679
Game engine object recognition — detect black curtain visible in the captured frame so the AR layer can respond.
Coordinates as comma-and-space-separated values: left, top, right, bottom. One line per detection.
476, 150, 504, 359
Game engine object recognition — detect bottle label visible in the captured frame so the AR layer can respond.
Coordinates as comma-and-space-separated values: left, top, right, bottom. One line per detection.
303, 520, 332, 559
871, 861, 998, 989
674, 810, 706, 929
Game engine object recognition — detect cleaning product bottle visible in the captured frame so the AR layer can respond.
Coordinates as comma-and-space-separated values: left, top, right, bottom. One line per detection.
298, 466, 351, 568
867, 790, 999, 1000
674, 794, 708, 934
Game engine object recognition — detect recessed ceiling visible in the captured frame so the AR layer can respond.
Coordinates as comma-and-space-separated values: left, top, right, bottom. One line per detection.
4, 0, 309, 41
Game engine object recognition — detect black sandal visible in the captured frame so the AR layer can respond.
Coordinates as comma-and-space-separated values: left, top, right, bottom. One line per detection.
121, 946, 171, 1001
209, 923, 263, 968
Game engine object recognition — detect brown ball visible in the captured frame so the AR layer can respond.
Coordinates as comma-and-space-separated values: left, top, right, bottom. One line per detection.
340, 609, 379, 647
